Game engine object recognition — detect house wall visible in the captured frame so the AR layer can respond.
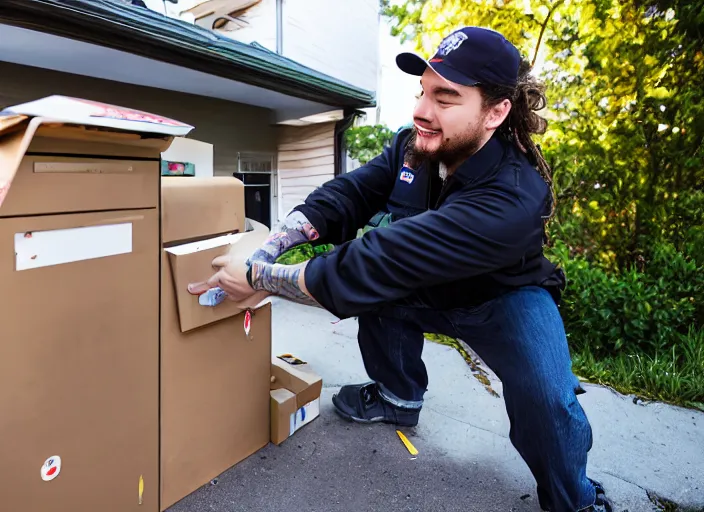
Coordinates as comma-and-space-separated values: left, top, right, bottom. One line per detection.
281, 0, 380, 92
196, 0, 278, 52
192, 0, 380, 93
276, 122, 335, 219
0, 61, 277, 175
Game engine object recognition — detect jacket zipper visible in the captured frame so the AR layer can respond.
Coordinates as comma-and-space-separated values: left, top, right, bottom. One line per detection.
435, 176, 454, 209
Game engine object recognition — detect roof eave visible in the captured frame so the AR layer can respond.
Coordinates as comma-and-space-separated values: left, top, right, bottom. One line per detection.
0, 0, 376, 110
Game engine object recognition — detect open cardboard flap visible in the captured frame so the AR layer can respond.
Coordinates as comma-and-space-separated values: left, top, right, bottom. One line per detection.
0, 96, 194, 208
165, 219, 272, 332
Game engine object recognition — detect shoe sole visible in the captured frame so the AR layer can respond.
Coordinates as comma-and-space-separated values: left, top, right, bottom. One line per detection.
332, 395, 419, 427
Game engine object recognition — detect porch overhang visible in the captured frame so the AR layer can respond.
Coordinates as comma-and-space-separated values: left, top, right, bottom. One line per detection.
0, 0, 376, 123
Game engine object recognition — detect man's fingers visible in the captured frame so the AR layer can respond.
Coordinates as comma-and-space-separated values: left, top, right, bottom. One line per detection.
187, 271, 223, 295
207, 271, 222, 288
187, 281, 210, 295
211, 255, 230, 269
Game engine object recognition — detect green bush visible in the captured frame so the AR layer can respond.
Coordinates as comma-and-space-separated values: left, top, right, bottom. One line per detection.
545, 239, 704, 406
549, 240, 703, 356
344, 124, 394, 165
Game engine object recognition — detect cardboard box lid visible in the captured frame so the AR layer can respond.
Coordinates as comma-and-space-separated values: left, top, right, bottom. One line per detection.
164, 220, 271, 332
162, 177, 246, 244
271, 358, 323, 409
0, 96, 194, 209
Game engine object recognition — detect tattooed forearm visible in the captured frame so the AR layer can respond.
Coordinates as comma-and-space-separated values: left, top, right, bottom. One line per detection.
247, 211, 320, 265
248, 230, 308, 265
279, 211, 319, 240
248, 261, 320, 307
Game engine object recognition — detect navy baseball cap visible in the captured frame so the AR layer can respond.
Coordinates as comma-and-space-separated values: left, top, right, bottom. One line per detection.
396, 27, 521, 88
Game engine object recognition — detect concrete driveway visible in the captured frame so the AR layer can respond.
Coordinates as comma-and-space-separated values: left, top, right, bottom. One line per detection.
168, 299, 704, 512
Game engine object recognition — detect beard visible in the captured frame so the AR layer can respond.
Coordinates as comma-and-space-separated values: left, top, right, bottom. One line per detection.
404, 124, 485, 173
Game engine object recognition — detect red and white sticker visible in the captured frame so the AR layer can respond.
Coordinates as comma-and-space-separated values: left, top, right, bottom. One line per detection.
41, 456, 61, 481
244, 310, 252, 337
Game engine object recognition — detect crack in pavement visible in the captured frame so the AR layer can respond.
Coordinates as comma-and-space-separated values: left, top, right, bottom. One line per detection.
602, 469, 650, 493
599, 469, 691, 512
424, 405, 509, 438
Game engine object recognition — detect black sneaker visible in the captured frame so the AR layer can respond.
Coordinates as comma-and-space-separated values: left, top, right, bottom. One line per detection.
539, 479, 612, 512
587, 479, 613, 512
332, 382, 420, 427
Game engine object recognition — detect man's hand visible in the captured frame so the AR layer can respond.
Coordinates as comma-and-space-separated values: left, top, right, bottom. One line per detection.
187, 254, 256, 303
187, 253, 319, 309
247, 211, 319, 265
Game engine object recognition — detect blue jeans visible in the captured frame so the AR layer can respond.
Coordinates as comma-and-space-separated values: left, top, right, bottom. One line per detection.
357, 286, 596, 512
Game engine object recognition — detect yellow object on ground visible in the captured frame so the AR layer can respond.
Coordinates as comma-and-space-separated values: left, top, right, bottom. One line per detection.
396, 430, 419, 456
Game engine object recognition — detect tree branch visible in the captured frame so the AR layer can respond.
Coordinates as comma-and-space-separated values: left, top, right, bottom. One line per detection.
533, 0, 566, 67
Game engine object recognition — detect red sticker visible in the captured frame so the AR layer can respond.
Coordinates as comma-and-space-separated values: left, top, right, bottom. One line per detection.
41, 455, 61, 481
244, 310, 251, 337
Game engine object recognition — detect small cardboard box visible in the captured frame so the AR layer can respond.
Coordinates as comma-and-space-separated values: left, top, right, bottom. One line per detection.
161, 176, 245, 244
0, 96, 192, 512
160, 178, 273, 510
270, 357, 323, 445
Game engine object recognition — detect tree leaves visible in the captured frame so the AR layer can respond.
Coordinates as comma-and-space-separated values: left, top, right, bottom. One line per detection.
344, 124, 395, 165
384, 0, 704, 269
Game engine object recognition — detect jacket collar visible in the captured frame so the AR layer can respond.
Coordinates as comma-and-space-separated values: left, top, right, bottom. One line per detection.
451, 133, 507, 185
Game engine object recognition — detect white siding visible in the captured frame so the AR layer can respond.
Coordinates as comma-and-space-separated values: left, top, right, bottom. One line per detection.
204, 0, 278, 51
276, 122, 336, 218
281, 0, 379, 92
192, 0, 380, 93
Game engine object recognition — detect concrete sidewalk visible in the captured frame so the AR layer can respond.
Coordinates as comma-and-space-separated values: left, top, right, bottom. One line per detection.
169, 299, 704, 512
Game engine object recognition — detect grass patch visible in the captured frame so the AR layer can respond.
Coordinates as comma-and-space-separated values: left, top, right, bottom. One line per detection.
424, 333, 500, 397
571, 328, 704, 410
572, 338, 704, 410
426, 326, 704, 411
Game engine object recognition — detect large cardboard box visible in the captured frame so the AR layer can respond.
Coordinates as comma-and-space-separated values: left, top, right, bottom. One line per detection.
0, 96, 192, 512
270, 357, 323, 445
160, 178, 273, 510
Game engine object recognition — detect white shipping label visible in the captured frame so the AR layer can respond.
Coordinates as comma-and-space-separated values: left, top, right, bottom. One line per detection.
15, 223, 132, 271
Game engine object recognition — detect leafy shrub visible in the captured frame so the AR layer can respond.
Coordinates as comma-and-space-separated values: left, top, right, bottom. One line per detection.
548, 240, 703, 356
344, 124, 394, 165
539, 239, 704, 405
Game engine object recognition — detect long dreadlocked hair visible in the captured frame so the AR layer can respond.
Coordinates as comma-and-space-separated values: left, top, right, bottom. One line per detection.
478, 58, 555, 220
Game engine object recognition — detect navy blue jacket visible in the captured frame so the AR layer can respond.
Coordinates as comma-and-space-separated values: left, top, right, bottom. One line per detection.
296, 128, 565, 320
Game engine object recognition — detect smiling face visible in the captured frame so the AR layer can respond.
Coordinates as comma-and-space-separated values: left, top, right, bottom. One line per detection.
409, 68, 512, 171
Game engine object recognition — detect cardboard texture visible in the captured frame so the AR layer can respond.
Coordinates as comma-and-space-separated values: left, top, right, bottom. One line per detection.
0, 96, 192, 210
165, 222, 271, 333
270, 358, 323, 445
270, 388, 298, 445
160, 179, 272, 510
0, 102, 167, 511
161, 176, 246, 244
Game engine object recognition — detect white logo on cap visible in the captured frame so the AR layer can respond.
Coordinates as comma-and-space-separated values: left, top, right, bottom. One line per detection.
437, 32, 468, 56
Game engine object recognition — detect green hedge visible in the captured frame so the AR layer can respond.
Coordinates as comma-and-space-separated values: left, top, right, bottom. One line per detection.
547, 240, 704, 407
